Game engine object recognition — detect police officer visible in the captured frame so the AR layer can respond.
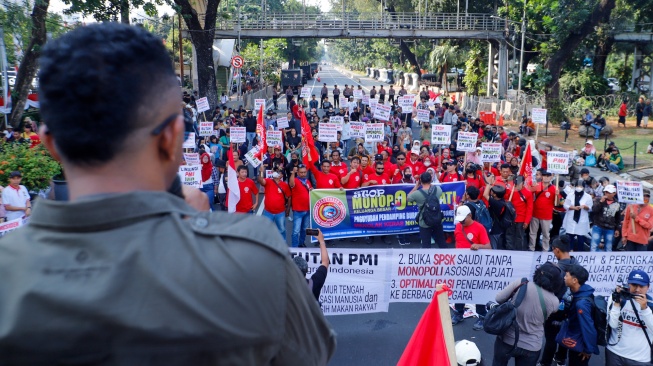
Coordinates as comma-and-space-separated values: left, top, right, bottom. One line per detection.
0, 23, 335, 363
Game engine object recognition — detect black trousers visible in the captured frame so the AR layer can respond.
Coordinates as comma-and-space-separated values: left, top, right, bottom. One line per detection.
540, 316, 568, 365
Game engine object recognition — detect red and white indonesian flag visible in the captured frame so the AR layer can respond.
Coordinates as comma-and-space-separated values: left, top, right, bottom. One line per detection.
227, 146, 240, 213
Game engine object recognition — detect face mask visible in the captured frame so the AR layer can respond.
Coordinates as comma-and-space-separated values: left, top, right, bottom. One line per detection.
575, 187, 584, 192
271, 172, 281, 179
404, 174, 411, 179
423, 160, 431, 167
292, 159, 298, 163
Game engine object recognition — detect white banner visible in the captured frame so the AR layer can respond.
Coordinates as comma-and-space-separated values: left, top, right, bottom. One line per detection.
416, 109, 430, 123
254, 99, 266, 113
276, 117, 289, 129
353, 89, 363, 99
431, 125, 452, 145
373, 104, 392, 120
300, 87, 311, 99
178, 165, 202, 188
362, 95, 370, 105
196, 97, 210, 113
183, 132, 196, 149
617, 181, 644, 204
456, 132, 478, 152
266, 130, 283, 148
547, 151, 570, 174
230, 127, 246, 143
0, 217, 25, 236
350, 122, 366, 138
330, 116, 344, 131
532, 108, 547, 124
198, 121, 214, 137
183, 153, 200, 166
365, 123, 384, 142
481, 143, 502, 163
245, 146, 262, 168
318, 123, 338, 142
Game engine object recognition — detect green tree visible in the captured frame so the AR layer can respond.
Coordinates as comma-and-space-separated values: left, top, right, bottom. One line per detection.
429, 44, 461, 93
463, 43, 486, 96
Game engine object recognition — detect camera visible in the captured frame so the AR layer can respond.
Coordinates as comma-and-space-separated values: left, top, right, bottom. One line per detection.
612, 285, 639, 303
486, 301, 499, 310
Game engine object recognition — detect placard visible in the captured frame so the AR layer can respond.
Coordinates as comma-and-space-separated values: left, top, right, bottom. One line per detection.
318, 123, 338, 142
350, 122, 366, 138
362, 95, 370, 105
183, 153, 200, 166
254, 99, 266, 112
546, 151, 570, 174
276, 117, 289, 129
340, 97, 348, 108
456, 132, 478, 152
230, 127, 246, 143
416, 109, 430, 123
196, 97, 210, 113
369, 98, 378, 112
266, 130, 283, 148
349, 102, 358, 111
365, 123, 384, 142
617, 181, 644, 204
399, 95, 415, 110
300, 87, 311, 99
480, 143, 502, 163
373, 103, 392, 120
266, 170, 275, 179
330, 116, 344, 131
245, 146, 262, 168
531, 108, 547, 124
183, 132, 196, 148
431, 125, 451, 145
178, 165, 202, 188
353, 89, 363, 99
198, 121, 214, 136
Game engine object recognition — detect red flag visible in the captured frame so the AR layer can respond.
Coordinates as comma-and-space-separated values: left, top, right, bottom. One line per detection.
519, 142, 533, 180
255, 104, 267, 159
397, 286, 453, 366
227, 145, 240, 213
299, 107, 319, 166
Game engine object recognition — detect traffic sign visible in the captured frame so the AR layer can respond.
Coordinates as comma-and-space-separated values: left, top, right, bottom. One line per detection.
231, 55, 244, 69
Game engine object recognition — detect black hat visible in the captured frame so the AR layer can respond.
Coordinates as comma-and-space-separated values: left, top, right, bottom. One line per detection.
9, 171, 21, 178
215, 159, 226, 168
374, 154, 383, 161
542, 171, 553, 176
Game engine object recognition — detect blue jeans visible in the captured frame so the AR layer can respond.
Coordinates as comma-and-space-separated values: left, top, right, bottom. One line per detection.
246, 132, 256, 149
591, 123, 603, 138
200, 183, 215, 211
262, 210, 287, 243
608, 163, 621, 173
590, 225, 614, 252
292, 210, 310, 247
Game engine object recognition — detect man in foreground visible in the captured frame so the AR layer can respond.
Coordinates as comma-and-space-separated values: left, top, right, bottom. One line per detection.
0, 23, 335, 364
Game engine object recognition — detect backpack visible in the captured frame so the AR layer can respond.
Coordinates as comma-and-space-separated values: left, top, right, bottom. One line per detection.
484, 278, 529, 353
416, 186, 444, 227
467, 201, 492, 233
490, 200, 517, 229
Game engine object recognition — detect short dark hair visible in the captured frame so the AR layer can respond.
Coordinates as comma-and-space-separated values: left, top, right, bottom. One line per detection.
39, 23, 178, 165
500, 163, 510, 170
466, 186, 480, 200
321, 160, 331, 166
533, 262, 564, 294
237, 165, 248, 173
396, 152, 406, 159
350, 156, 361, 164
566, 264, 589, 285
420, 172, 432, 184
375, 161, 384, 168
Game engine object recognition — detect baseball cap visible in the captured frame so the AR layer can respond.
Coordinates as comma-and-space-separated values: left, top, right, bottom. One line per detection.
411, 146, 420, 155
628, 270, 650, 286
454, 205, 471, 223
585, 140, 593, 145
541, 171, 553, 176
374, 154, 383, 161
9, 171, 22, 178
423, 141, 431, 146
604, 184, 617, 193
455, 339, 481, 366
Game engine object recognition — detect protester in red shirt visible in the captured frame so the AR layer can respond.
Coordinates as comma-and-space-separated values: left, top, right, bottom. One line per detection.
381, 151, 396, 177
482, 162, 500, 176
505, 176, 532, 251
309, 160, 343, 189
341, 157, 364, 188
234, 165, 259, 213
362, 162, 391, 186
360, 155, 375, 179
391, 152, 410, 183
464, 165, 486, 191
439, 160, 463, 182
257, 169, 291, 240
377, 141, 392, 156
529, 169, 558, 251
289, 164, 313, 247
405, 150, 425, 177
494, 164, 514, 195
329, 150, 348, 180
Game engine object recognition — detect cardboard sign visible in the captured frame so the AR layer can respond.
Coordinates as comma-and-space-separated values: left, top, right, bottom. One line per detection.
546, 151, 570, 174
340, 97, 348, 108
276, 117, 289, 129
198, 121, 214, 137
265, 170, 275, 179
369, 98, 378, 111
349, 102, 358, 111
266, 130, 283, 148
480, 143, 502, 163
617, 181, 644, 204
245, 146, 262, 168
196, 97, 210, 113
365, 123, 384, 142
374, 103, 392, 120
330, 116, 344, 131
362, 95, 370, 105
431, 125, 451, 145
353, 89, 363, 99
416, 109, 430, 123
230, 127, 246, 143
350, 122, 366, 138
183, 153, 200, 166
399, 95, 415, 110
532, 108, 547, 124
300, 87, 311, 99
456, 132, 478, 152
183, 132, 196, 148
178, 165, 202, 188
254, 99, 266, 112
318, 123, 338, 142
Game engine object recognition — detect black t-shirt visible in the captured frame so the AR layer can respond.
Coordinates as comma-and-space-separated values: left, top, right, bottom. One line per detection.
488, 197, 506, 234
244, 116, 257, 132
287, 135, 302, 149
309, 265, 328, 301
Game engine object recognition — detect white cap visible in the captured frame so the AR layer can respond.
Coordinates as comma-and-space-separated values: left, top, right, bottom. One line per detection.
586, 140, 593, 145
455, 205, 471, 223
604, 184, 617, 193
456, 339, 481, 365
411, 146, 421, 155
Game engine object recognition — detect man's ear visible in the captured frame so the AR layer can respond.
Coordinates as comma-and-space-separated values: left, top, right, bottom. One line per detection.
39, 125, 62, 163
157, 116, 184, 162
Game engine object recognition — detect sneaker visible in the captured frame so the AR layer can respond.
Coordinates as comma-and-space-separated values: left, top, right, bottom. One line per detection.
554, 358, 566, 366
399, 238, 410, 246
472, 317, 484, 331
451, 313, 464, 326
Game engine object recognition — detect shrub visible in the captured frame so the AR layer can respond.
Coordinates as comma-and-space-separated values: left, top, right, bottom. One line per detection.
0, 142, 61, 191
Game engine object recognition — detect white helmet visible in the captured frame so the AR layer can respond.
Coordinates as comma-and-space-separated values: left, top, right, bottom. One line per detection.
456, 339, 481, 366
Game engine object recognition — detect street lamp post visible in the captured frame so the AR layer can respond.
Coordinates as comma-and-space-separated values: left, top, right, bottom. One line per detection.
517, 0, 526, 95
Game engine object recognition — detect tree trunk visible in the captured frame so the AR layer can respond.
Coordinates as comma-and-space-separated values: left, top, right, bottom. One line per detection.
120, 0, 130, 24
593, 36, 614, 77
174, 0, 220, 109
9, 0, 49, 129
399, 40, 421, 76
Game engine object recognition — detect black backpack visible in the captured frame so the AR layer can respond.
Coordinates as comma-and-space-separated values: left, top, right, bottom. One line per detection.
484, 278, 529, 353
416, 186, 443, 227
491, 200, 517, 229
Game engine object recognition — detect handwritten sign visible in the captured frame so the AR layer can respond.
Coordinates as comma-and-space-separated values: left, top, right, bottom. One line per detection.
245, 146, 262, 168
617, 181, 644, 204
340, 97, 348, 108
416, 109, 430, 123
546, 151, 570, 174
431, 125, 451, 145
267, 130, 283, 148
196, 97, 210, 113
362, 95, 370, 105
354, 89, 363, 99
330, 116, 344, 131
199, 121, 214, 136
318, 123, 338, 143
399, 95, 415, 110
456, 132, 478, 152
230, 127, 246, 143
178, 165, 202, 188
531, 108, 547, 124
365, 123, 384, 142
183, 132, 196, 149
481, 143, 502, 163
300, 87, 311, 99
183, 153, 200, 166
276, 117, 289, 129
254, 99, 266, 113
373, 104, 392, 120
350, 122, 366, 138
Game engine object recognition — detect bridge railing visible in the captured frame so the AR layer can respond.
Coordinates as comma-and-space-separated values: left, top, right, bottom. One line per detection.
211, 12, 504, 32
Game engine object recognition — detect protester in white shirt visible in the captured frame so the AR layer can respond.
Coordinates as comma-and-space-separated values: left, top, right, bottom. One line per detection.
2, 171, 31, 221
